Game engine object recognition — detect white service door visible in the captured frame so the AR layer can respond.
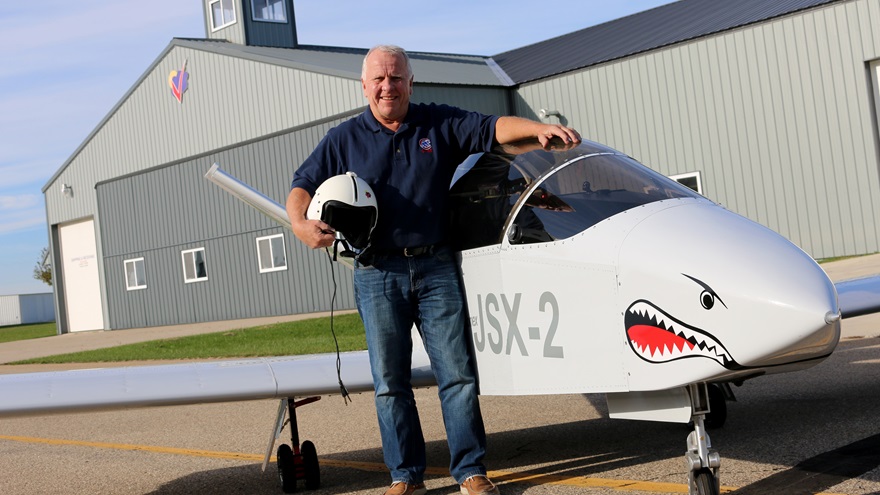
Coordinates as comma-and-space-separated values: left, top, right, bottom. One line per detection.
59, 219, 104, 332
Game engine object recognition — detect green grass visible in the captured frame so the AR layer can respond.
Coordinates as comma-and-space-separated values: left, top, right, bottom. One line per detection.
11, 313, 366, 365
817, 252, 879, 264
0, 322, 57, 344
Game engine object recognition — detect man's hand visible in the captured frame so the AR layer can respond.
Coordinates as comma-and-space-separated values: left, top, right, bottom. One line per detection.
287, 187, 337, 249
495, 116, 582, 150
537, 123, 581, 150
293, 218, 336, 249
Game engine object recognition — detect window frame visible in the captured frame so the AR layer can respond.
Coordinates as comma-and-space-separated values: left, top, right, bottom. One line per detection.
181, 247, 209, 283
669, 171, 703, 195
256, 233, 288, 273
209, 0, 237, 31
124, 257, 147, 291
250, 0, 287, 23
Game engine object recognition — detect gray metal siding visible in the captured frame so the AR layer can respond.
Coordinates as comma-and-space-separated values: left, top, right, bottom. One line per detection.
0, 294, 53, 326
98, 115, 357, 329
492, 0, 839, 83
513, 0, 880, 259
413, 86, 510, 116
18, 294, 55, 324
0, 296, 21, 326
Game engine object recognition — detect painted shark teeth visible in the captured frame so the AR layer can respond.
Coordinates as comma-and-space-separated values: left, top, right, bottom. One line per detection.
624, 300, 735, 368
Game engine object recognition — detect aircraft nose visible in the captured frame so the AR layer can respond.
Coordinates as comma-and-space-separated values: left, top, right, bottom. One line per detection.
618, 201, 840, 369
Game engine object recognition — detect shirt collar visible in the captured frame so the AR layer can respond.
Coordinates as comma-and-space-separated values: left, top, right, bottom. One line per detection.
360, 103, 421, 134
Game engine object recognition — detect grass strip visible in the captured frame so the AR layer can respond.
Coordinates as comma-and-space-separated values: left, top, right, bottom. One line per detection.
11, 313, 366, 364
0, 322, 57, 344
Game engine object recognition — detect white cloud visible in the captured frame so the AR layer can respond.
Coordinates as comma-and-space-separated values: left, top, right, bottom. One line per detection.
0, 194, 41, 211
0, 213, 45, 236
0, 1, 202, 49
0, 161, 60, 190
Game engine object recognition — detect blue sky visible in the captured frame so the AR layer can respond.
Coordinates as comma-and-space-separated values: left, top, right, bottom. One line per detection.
0, 0, 672, 296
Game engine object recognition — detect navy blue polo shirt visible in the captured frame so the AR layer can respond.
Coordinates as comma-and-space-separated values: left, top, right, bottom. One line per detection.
291, 103, 499, 250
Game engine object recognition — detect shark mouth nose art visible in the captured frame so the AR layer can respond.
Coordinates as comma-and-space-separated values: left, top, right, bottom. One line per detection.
625, 300, 739, 369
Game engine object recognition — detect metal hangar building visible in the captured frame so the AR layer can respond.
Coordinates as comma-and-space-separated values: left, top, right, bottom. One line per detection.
42, 0, 880, 333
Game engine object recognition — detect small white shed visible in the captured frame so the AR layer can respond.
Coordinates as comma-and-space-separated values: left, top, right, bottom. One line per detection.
0, 293, 55, 326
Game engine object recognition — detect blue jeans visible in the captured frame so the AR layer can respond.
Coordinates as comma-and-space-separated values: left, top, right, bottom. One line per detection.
354, 246, 487, 484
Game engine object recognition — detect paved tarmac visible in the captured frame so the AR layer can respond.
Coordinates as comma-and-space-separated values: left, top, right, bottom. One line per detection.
0, 255, 879, 494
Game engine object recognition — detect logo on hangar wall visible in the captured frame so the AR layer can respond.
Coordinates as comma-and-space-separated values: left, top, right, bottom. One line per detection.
168, 59, 189, 104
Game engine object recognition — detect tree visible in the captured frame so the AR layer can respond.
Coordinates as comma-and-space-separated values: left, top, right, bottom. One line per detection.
33, 247, 52, 286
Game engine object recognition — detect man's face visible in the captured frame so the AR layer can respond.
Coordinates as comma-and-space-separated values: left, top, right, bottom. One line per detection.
361, 50, 413, 127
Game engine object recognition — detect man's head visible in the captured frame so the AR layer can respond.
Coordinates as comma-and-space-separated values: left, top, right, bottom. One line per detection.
361, 45, 413, 129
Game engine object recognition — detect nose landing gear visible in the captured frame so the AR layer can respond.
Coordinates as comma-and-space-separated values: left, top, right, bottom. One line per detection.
685, 383, 721, 495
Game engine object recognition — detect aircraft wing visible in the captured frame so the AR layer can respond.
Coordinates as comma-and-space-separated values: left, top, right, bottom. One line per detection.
0, 349, 435, 418
835, 275, 880, 318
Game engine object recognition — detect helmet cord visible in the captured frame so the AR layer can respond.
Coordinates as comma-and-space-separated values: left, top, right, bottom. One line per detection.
323, 247, 351, 405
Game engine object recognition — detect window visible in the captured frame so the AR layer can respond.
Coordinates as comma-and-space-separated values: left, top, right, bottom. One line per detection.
210, 0, 236, 31
670, 172, 703, 195
251, 0, 287, 22
182, 248, 208, 283
124, 258, 147, 291
256, 234, 287, 273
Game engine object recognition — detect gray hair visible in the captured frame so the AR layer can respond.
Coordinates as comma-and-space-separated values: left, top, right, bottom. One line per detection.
361, 45, 413, 80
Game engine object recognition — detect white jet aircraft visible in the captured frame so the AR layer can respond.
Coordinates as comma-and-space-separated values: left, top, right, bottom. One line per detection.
2, 140, 878, 495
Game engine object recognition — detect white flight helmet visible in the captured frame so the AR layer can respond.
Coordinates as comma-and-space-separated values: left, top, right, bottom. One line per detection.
308, 172, 378, 250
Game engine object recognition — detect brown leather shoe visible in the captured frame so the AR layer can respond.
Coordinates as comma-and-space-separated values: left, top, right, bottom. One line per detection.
384, 481, 427, 495
459, 475, 500, 495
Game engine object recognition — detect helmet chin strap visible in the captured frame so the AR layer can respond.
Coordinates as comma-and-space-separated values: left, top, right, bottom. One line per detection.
332, 232, 356, 261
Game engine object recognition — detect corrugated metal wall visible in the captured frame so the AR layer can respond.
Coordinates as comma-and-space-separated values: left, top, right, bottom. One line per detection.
513, 0, 880, 259
18, 294, 55, 324
0, 296, 21, 326
0, 294, 54, 326
98, 113, 359, 329
413, 86, 509, 116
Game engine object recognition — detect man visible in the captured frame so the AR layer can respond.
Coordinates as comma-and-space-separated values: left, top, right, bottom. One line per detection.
287, 45, 580, 495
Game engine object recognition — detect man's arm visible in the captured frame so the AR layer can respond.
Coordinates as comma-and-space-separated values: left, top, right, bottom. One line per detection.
286, 187, 336, 249
495, 116, 581, 149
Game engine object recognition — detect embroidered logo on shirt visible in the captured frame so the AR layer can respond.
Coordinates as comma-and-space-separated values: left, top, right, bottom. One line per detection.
419, 138, 433, 153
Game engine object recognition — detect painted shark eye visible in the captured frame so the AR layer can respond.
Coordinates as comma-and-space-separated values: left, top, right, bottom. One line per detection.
684, 273, 727, 310
700, 290, 715, 310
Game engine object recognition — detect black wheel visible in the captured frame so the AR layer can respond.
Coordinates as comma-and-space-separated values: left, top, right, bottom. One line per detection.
301, 440, 321, 490
694, 468, 719, 495
277, 444, 297, 493
705, 384, 727, 429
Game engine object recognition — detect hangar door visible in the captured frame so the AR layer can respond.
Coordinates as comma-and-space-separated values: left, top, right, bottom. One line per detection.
59, 219, 104, 332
